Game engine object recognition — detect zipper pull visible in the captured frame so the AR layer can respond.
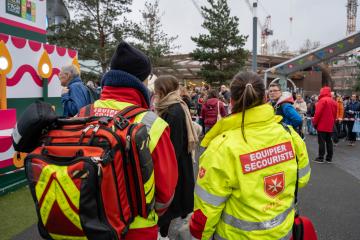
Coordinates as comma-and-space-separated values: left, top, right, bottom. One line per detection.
93, 124, 100, 133
83, 124, 94, 134
125, 135, 131, 151
91, 157, 103, 176
97, 163, 102, 177
91, 156, 103, 163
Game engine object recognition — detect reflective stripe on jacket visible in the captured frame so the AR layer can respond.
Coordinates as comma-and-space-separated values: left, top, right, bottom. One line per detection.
93, 99, 177, 232
190, 104, 310, 240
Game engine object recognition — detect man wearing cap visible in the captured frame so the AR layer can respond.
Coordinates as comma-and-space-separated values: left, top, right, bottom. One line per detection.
90, 41, 178, 239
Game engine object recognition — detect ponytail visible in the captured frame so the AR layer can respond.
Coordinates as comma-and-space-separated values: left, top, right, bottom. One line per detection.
230, 72, 265, 142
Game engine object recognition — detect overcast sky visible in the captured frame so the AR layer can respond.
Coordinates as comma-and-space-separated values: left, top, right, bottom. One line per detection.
129, 0, 351, 54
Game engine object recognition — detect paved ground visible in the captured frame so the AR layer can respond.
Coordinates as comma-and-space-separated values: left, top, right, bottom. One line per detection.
298, 135, 360, 240
11, 135, 360, 240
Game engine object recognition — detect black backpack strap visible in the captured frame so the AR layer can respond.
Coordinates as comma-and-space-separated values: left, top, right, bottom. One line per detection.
279, 122, 299, 210
115, 105, 148, 119
113, 105, 148, 130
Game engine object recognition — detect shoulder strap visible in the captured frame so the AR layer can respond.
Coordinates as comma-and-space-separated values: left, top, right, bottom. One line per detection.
113, 105, 148, 130
116, 105, 148, 119
78, 104, 94, 117
279, 123, 299, 209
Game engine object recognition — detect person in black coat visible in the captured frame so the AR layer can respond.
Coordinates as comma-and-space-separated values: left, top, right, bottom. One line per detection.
154, 75, 197, 238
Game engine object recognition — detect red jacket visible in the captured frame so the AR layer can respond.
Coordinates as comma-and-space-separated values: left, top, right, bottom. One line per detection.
99, 87, 178, 239
312, 87, 338, 132
201, 98, 226, 127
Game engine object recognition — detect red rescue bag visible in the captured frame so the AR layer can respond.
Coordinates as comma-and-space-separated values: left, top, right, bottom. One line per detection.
292, 215, 318, 240
23, 105, 155, 240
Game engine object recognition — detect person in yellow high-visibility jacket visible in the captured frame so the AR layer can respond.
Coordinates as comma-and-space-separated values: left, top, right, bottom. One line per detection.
189, 72, 310, 240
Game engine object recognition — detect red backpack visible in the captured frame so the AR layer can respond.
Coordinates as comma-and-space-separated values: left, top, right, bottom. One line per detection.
24, 105, 155, 240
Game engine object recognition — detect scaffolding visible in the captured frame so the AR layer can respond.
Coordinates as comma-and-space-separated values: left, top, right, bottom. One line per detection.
347, 0, 358, 35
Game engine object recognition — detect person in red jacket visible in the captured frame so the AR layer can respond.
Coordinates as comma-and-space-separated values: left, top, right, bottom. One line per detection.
312, 86, 338, 163
201, 90, 227, 133
91, 41, 178, 239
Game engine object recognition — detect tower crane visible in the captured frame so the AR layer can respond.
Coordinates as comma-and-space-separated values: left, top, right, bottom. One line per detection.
244, 0, 273, 55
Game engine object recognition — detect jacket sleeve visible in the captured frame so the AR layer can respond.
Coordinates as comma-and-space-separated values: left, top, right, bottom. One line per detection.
220, 102, 227, 117
340, 103, 344, 119
190, 141, 234, 240
151, 126, 178, 215
61, 92, 79, 117
312, 101, 323, 127
337, 103, 344, 119
283, 104, 302, 128
289, 127, 310, 188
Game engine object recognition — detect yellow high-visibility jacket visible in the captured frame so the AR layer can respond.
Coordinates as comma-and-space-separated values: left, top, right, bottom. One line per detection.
189, 104, 310, 240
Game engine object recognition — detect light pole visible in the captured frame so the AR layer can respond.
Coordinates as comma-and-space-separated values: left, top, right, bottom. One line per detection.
252, 1, 258, 72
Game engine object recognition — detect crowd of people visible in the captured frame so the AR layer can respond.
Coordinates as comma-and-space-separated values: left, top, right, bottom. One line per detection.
303, 93, 360, 146
52, 40, 360, 239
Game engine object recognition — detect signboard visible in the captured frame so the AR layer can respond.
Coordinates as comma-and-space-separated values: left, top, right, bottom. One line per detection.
1, 0, 46, 34
6, 0, 36, 22
0, 33, 78, 98
6, 0, 22, 17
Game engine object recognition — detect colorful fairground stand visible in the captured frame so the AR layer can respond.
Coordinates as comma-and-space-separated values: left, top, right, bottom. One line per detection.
0, 1, 78, 195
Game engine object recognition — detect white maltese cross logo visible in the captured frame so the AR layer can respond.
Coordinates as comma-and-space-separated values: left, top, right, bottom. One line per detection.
264, 172, 285, 198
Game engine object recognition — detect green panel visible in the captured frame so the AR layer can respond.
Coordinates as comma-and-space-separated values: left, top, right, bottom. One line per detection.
0, 22, 46, 42
47, 97, 63, 116
7, 97, 62, 118
0, 165, 27, 196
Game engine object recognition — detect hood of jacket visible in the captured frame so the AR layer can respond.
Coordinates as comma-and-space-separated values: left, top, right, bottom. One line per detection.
201, 104, 278, 147
276, 91, 294, 105
205, 98, 219, 107
67, 76, 82, 86
319, 86, 332, 100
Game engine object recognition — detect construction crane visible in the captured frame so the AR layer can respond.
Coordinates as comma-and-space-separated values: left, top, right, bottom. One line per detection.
346, 0, 358, 35
261, 15, 273, 55
244, 0, 273, 55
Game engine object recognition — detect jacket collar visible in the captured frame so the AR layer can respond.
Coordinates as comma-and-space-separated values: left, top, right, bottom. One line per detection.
100, 86, 149, 109
201, 104, 277, 147
101, 69, 150, 106
67, 77, 82, 86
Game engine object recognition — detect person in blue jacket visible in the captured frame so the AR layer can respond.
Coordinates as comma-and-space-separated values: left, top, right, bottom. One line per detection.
59, 65, 92, 117
268, 83, 302, 129
345, 94, 360, 146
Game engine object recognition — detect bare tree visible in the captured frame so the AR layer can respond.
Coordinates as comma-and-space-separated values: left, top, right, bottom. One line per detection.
269, 39, 289, 56
299, 39, 321, 54
133, 0, 178, 66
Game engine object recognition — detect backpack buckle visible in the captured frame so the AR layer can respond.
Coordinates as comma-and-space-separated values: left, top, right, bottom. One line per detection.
115, 116, 129, 130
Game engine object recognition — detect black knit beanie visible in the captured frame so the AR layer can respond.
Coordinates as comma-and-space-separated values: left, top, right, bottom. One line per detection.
110, 41, 151, 82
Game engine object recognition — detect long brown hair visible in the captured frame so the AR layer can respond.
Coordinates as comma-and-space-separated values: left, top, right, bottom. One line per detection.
230, 72, 265, 142
154, 75, 179, 99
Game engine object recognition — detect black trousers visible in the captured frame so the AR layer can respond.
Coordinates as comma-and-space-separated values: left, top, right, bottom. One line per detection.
318, 132, 333, 161
347, 121, 357, 142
